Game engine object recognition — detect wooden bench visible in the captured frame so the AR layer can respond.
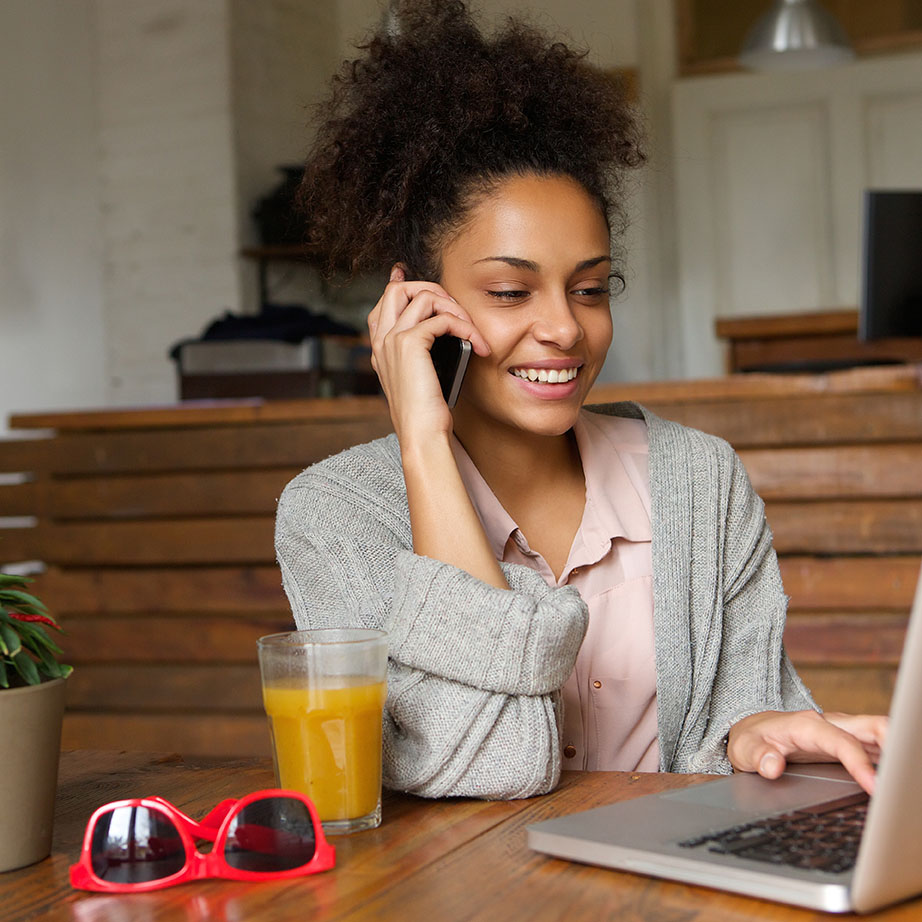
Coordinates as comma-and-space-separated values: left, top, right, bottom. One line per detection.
0, 398, 393, 757
1, 364, 920, 755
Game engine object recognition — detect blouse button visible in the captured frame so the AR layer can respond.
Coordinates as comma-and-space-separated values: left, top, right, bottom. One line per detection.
593, 680, 602, 689
563, 745, 577, 759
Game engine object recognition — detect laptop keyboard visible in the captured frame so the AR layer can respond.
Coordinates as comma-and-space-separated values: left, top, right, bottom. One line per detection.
677, 791, 869, 875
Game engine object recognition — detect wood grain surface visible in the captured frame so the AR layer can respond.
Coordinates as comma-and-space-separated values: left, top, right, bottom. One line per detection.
3, 753, 922, 922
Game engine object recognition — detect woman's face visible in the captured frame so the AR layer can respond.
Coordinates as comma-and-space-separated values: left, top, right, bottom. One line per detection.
439, 172, 613, 442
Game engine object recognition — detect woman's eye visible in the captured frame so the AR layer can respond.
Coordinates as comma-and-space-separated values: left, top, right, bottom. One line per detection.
572, 286, 611, 299
486, 290, 530, 300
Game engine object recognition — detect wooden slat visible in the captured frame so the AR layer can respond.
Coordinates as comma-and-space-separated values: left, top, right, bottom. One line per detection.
36, 559, 916, 618
779, 556, 921, 611
28, 418, 393, 475
62, 614, 291, 663
784, 614, 908, 666
33, 556, 917, 614
589, 362, 922, 404
740, 443, 922, 500
10, 364, 913, 435
0, 480, 36, 516
8, 517, 276, 565
0, 526, 38, 562
43, 468, 302, 519
766, 499, 922, 554
10, 394, 389, 430
731, 334, 922, 372
796, 667, 897, 715
65, 664, 262, 711
0, 437, 52, 473
34, 566, 288, 614
62, 712, 271, 757
8, 364, 919, 434
638, 392, 922, 448
715, 309, 859, 339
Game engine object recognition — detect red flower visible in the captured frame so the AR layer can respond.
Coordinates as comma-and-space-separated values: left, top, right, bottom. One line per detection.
7, 611, 59, 629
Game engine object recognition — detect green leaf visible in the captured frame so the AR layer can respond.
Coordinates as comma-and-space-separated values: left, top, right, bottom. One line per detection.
0, 573, 32, 588
0, 589, 48, 613
0, 659, 8, 689
11, 650, 41, 686
37, 660, 63, 680
0, 622, 21, 658
36, 644, 65, 679
19, 625, 64, 658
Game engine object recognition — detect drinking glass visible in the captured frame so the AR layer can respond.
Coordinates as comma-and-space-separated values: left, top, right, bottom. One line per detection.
257, 629, 387, 834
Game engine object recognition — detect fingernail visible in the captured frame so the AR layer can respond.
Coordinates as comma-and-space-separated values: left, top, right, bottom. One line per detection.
760, 752, 780, 773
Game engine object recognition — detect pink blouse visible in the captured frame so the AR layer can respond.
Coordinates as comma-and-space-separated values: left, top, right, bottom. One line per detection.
452, 410, 659, 772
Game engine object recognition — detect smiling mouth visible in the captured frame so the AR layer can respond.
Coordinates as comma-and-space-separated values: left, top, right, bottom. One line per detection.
510, 367, 580, 383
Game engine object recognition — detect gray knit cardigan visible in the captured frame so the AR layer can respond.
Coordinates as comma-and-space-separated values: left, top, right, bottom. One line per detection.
274, 402, 816, 800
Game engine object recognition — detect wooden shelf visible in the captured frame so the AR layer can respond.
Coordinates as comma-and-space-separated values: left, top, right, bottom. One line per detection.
715, 309, 922, 373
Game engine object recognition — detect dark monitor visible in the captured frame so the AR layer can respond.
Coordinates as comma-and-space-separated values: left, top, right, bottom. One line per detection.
860, 190, 922, 341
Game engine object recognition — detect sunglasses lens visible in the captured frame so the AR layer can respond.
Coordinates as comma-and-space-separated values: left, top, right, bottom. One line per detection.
90, 806, 186, 883
223, 797, 317, 872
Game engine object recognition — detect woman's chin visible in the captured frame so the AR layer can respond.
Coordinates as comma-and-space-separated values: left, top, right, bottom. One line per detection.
454, 374, 593, 440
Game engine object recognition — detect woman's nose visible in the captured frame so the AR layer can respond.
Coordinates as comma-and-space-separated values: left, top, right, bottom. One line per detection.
531, 294, 584, 349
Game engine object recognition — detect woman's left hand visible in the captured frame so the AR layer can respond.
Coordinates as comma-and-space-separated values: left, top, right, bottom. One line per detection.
727, 710, 888, 795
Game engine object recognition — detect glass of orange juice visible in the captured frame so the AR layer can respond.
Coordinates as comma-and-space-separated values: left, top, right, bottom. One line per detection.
257, 629, 388, 834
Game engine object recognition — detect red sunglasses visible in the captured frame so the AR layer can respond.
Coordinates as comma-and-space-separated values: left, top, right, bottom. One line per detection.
69, 790, 335, 892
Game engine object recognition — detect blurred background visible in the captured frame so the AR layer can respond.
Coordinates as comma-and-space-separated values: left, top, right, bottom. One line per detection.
2, 0, 922, 430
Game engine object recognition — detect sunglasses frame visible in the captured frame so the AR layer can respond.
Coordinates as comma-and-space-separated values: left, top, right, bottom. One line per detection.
69, 789, 335, 893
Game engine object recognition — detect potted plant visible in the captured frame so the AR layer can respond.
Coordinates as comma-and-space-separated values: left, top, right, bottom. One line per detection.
0, 571, 71, 872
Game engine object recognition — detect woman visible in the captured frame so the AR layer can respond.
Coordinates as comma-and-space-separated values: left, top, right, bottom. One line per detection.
276, 0, 885, 799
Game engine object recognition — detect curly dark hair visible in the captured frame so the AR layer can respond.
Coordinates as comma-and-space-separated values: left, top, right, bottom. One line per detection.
300, 0, 645, 281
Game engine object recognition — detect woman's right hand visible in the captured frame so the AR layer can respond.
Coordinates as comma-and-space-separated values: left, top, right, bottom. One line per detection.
367, 265, 491, 445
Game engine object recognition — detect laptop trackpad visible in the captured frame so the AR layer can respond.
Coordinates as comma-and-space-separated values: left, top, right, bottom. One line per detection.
662, 772, 861, 816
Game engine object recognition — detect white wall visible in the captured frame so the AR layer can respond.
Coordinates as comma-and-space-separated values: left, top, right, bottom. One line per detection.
0, 0, 107, 432
672, 51, 922, 377
0, 0, 349, 431
93, 0, 243, 407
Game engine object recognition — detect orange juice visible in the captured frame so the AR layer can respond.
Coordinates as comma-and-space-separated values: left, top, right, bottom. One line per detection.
262, 679, 386, 822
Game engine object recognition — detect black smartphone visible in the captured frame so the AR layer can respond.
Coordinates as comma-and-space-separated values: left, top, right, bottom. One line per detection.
430, 335, 472, 408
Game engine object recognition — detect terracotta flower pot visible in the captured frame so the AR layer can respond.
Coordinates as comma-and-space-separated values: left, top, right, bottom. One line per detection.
0, 677, 67, 872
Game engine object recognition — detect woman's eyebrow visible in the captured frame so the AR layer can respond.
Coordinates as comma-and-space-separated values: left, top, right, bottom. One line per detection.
574, 256, 610, 272
474, 255, 610, 272
475, 256, 540, 272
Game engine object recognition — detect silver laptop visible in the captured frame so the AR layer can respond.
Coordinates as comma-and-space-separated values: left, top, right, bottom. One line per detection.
527, 565, 922, 914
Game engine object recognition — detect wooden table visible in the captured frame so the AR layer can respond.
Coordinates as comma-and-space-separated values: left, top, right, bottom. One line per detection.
4, 753, 922, 921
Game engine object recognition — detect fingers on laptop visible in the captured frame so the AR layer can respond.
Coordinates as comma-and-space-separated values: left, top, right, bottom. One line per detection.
727, 710, 881, 795
823, 712, 888, 757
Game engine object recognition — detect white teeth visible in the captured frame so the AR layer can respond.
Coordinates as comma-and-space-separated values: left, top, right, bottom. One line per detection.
512, 367, 579, 383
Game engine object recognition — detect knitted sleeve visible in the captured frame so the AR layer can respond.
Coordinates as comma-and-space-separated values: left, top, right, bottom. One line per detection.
273, 438, 589, 799
679, 442, 817, 774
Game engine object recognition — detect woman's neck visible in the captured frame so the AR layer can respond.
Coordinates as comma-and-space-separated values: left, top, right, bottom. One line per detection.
453, 414, 585, 519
